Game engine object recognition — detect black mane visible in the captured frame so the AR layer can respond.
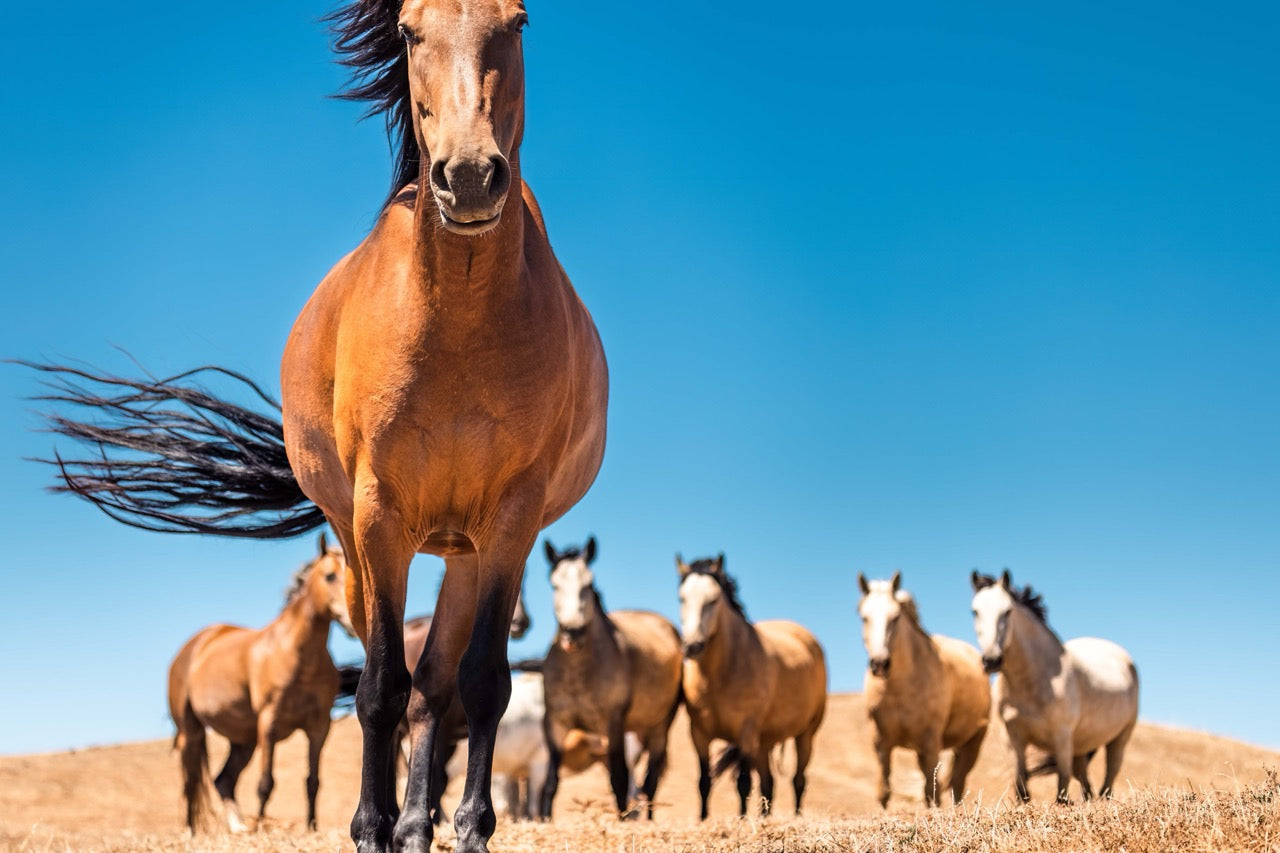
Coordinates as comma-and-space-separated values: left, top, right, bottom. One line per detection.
973, 571, 1051, 626
325, 0, 420, 207
686, 558, 748, 620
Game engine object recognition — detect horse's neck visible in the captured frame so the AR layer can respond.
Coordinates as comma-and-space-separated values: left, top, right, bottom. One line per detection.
411, 156, 527, 326
890, 615, 938, 678
269, 593, 331, 659
702, 602, 763, 677
1002, 605, 1064, 693
585, 589, 621, 654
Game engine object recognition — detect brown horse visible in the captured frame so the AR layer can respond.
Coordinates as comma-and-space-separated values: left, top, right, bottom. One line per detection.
540, 538, 683, 819
677, 554, 827, 819
857, 571, 990, 807
29, 1, 606, 851
167, 534, 354, 833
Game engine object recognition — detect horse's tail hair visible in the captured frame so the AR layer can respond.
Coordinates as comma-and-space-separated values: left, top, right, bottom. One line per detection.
17, 360, 325, 538
176, 701, 212, 832
1028, 749, 1097, 778
711, 744, 742, 780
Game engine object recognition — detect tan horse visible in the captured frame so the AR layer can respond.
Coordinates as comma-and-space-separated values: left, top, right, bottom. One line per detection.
857, 571, 989, 807
677, 554, 827, 819
541, 538, 683, 819
31, 2, 607, 851
971, 570, 1140, 803
167, 534, 354, 833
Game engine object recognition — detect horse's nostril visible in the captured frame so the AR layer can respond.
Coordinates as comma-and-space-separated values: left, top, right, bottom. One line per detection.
430, 159, 451, 195
488, 156, 511, 201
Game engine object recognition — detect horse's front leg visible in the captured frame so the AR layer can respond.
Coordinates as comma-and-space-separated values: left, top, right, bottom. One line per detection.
605, 712, 633, 818
1007, 728, 1031, 803
254, 709, 279, 824
453, 490, 542, 853
304, 713, 332, 830
395, 554, 479, 852
1052, 731, 1074, 805
345, 495, 413, 853
691, 724, 713, 820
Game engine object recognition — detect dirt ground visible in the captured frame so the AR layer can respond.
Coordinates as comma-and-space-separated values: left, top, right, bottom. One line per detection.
1, 693, 1275, 851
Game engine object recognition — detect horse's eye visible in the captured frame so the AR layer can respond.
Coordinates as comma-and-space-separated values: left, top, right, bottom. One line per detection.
398, 24, 421, 46
513, 12, 529, 31
325, 572, 337, 583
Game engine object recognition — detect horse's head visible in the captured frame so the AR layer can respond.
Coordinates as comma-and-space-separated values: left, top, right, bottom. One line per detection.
857, 571, 905, 677
676, 553, 729, 659
971, 569, 1015, 673
399, 0, 527, 235
546, 536, 598, 652
305, 532, 357, 638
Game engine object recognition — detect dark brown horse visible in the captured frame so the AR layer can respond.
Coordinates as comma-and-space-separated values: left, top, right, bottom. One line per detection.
26, 1, 606, 851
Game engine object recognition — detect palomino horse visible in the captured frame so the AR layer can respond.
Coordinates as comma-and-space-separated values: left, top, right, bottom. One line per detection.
677, 554, 827, 819
971, 570, 1140, 803
167, 534, 354, 832
541, 538, 683, 819
31, 1, 607, 850
857, 571, 989, 807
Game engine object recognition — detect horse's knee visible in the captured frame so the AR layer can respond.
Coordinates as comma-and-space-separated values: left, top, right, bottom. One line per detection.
356, 665, 410, 732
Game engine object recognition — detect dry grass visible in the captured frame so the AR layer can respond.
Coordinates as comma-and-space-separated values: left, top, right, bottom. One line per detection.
2, 694, 1276, 851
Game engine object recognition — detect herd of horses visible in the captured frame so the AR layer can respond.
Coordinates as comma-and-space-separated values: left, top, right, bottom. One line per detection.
17, 0, 1137, 850
165, 533, 1141, 838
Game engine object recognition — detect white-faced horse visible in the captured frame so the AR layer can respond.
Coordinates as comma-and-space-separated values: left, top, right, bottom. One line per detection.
857, 571, 989, 807
971, 570, 1139, 803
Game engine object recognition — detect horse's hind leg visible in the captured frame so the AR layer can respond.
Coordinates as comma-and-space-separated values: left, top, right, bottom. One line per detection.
638, 700, 678, 819
214, 741, 253, 833
793, 729, 816, 815
735, 758, 753, 816
1072, 752, 1094, 801
253, 712, 280, 823
1100, 722, 1135, 799
948, 726, 986, 805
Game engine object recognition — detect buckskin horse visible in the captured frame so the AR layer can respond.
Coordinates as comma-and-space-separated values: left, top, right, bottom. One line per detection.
26, 0, 607, 850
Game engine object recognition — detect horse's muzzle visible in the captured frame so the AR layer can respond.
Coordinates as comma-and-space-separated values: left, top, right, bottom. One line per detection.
982, 654, 1004, 674
559, 627, 586, 652
682, 640, 706, 659
868, 658, 891, 677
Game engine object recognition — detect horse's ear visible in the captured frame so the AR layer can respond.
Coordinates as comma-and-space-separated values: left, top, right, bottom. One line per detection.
970, 570, 983, 591
857, 572, 870, 595
544, 539, 557, 567
676, 553, 690, 577
584, 536, 597, 565
318, 531, 328, 555
890, 570, 902, 593
1001, 569, 1013, 590
715, 552, 726, 576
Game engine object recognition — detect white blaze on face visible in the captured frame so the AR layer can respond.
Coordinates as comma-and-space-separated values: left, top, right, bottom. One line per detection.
550, 557, 594, 632
678, 573, 721, 646
971, 585, 1013, 660
858, 581, 901, 664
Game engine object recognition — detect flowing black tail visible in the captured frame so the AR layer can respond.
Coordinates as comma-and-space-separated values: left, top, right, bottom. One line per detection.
18, 360, 325, 538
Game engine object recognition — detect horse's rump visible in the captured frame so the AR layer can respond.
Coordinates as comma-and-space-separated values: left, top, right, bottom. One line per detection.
932, 634, 992, 748
609, 609, 682, 732
1064, 637, 1139, 752
755, 620, 827, 737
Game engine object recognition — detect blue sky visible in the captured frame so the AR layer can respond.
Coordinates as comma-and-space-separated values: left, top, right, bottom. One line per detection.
1, 0, 1277, 755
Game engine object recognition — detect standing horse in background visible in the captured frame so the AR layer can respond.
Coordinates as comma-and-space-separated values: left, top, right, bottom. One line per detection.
167, 534, 354, 833
540, 538, 683, 819
678, 554, 827, 819
28, 1, 607, 850
857, 571, 989, 807
971, 570, 1139, 803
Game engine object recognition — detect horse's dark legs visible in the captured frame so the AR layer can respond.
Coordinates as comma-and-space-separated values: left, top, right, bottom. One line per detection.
640, 716, 675, 819
736, 758, 752, 817
395, 556, 477, 853
539, 729, 563, 820
606, 714, 633, 817
793, 729, 816, 815
214, 741, 253, 832
1072, 753, 1094, 801
305, 715, 331, 831
254, 713, 279, 822
430, 729, 459, 825
345, 503, 412, 853
691, 726, 713, 820
757, 751, 775, 818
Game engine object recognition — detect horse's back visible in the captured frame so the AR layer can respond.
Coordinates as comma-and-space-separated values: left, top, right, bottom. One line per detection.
1065, 637, 1139, 748
933, 634, 991, 747
610, 610, 682, 730
185, 624, 258, 744
756, 620, 828, 737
